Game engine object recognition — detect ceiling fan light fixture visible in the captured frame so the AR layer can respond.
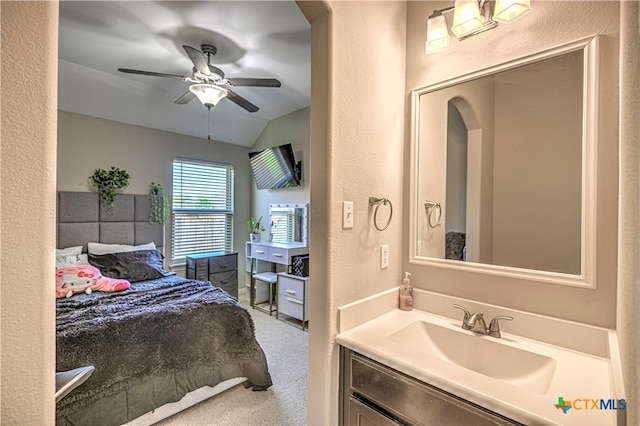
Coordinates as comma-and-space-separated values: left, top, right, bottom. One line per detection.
189, 83, 228, 108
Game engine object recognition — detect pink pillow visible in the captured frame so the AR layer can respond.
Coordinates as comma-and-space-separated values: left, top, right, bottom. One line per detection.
56, 265, 130, 298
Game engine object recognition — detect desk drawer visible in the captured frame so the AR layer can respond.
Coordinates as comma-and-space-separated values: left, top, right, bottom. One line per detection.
251, 245, 269, 261
209, 254, 236, 272
268, 247, 288, 263
279, 275, 304, 299
279, 295, 305, 321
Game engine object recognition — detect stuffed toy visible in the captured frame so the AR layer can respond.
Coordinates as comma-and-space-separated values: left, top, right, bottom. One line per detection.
56, 264, 130, 298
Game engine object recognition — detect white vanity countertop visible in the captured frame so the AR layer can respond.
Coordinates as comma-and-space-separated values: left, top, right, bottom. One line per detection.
336, 288, 626, 426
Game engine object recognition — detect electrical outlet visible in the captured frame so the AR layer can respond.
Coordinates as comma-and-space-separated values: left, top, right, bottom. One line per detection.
381, 244, 389, 269
343, 201, 354, 229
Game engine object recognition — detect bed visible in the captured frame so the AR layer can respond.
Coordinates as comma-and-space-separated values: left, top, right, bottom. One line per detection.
55, 191, 272, 425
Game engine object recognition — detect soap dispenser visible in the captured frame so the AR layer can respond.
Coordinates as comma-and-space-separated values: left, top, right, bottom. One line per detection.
399, 272, 413, 311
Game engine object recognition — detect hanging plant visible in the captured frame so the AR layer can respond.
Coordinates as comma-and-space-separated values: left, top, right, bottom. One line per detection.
149, 182, 170, 224
90, 166, 130, 207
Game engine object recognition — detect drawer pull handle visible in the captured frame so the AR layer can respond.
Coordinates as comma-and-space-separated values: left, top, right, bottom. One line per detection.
272, 253, 283, 257
256, 250, 265, 254
286, 297, 304, 305
285, 289, 297, 295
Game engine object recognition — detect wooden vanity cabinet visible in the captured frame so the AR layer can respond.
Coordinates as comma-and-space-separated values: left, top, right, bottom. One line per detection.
339, 348, 522, 426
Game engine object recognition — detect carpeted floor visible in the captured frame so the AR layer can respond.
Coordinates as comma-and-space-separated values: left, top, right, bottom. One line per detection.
155, 301, 309, 425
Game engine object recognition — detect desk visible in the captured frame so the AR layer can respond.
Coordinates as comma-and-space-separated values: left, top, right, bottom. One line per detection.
246, 242, 308, 314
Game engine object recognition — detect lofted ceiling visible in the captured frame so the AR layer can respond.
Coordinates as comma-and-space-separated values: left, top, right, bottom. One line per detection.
58, 1, 311, 147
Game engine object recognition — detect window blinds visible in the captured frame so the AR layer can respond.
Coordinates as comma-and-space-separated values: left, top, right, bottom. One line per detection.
172, 158, 234, 264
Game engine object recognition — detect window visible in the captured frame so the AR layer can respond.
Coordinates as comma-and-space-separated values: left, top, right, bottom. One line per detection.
172, 158, 234, 264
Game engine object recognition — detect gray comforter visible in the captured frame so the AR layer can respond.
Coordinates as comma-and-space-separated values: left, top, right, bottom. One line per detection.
56, 275, 272, 425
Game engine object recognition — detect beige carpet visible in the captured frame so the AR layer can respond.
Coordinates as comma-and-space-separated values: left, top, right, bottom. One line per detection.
155, 301, 309, 425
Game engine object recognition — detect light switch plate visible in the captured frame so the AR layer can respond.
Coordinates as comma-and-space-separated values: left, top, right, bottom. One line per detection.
343, 201, 354, 229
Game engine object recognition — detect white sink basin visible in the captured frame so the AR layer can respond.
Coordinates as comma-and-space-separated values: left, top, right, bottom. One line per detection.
388, 320, 557, 394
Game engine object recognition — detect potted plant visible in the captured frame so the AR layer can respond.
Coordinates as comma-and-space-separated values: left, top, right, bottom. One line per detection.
149, 182, 169, 224
247, 216, 265, 242
90, 166, 130, 208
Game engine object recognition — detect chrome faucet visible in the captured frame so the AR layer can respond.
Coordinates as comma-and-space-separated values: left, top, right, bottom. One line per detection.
453, 304, 513, 338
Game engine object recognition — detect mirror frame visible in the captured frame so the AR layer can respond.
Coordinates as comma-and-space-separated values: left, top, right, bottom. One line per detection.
269, 203, 309, 247
409, 35, 599, 288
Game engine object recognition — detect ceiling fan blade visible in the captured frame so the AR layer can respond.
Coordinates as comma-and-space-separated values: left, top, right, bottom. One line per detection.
183, 45, 210, 75
174, 91, 196, 105
226, 90, 259, 113
118, 68, 189, 81
227, 78, 281, 88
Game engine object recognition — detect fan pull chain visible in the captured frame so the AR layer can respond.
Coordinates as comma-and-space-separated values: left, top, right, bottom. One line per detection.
207, 106, 212, 140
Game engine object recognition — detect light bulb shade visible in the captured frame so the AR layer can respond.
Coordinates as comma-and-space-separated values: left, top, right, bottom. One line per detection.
493, 0, 531, 23
451, 0, 484, 38
189, 84, 228, 107
425, 14, 450, 54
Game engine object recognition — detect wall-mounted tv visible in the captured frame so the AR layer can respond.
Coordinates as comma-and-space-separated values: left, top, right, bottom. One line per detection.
248, 143, 302, 190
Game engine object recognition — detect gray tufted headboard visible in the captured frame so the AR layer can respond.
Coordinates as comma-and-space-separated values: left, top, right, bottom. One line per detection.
56, 192, 164, 254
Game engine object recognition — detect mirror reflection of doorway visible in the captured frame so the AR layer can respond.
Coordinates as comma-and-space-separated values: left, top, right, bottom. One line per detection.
446, 102, 468, 261
446, 98, 487, 263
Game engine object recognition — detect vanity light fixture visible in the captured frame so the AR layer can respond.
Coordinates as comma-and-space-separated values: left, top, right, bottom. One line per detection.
425, 0, 532, 55
493, 0, 532, 23
425, 12, 450, 54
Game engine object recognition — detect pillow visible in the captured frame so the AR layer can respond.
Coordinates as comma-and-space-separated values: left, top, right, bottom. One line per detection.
56, 246, 84, 269
88, 249, 174, 283
56, 246, 83, 256
88, 242, 156, 255
56, 264, 130, 298
56, 254, 82, 269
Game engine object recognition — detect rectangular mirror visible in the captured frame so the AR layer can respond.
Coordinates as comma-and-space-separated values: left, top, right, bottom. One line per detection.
409, 36, 598, 288
269, 203, 308, 246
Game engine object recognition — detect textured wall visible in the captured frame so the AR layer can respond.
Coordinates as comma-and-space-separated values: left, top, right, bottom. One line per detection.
617, 2, 639, 424
249, 107, 311, 236
299, 1, 407, 424
1, 2, 58, 424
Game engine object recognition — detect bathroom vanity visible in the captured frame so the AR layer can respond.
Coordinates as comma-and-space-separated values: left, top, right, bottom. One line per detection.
341, 348, 520, 425
336, 288, 626, 426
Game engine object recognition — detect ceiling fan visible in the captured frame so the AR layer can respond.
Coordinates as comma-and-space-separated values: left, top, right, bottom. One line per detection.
118, 44, 281, 113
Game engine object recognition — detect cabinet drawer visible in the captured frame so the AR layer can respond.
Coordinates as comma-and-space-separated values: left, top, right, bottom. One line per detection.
186, 267, 208, 281
279, 295, 306, 321
279, 275, 305, 299
186, 257, 209, 270
210, 270, 237, 299
349, 396, 403, 426
210, 269, 236, 287
251, 245, 269, 261
349, 353, 520, 426
268, 247, 288, 263
209, 254, 236, 272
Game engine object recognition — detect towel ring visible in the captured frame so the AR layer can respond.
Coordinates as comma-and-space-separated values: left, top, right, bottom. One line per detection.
424, 200, 442, 228
369, 195, 393, 231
